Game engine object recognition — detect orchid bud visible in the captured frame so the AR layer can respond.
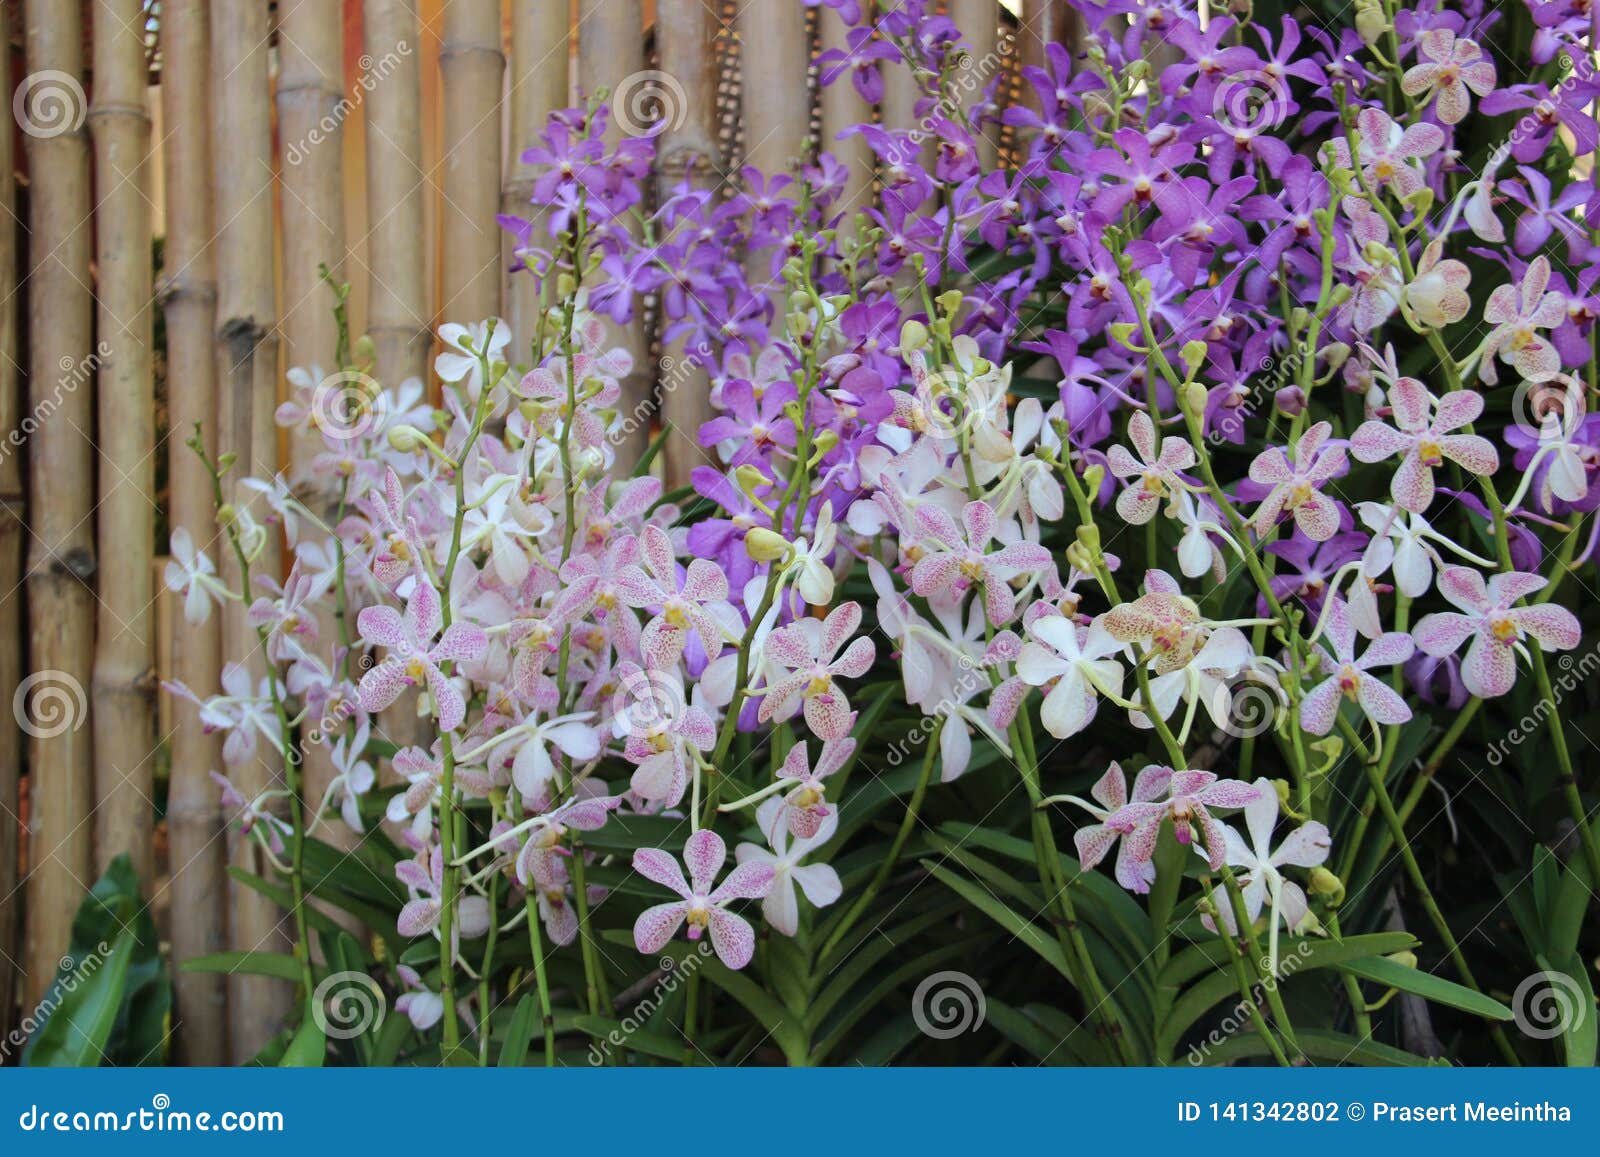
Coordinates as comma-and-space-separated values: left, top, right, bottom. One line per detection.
1354, 0, 1387, 47
900, 319, 929, 351
1183, 381, 1209, 416
1082, 463, 1106, 495
1309, 867, 1345, 906
936, 290, 965, 318
743, 528, 791, 562
1386, 950, 1419, 970
1065, 541, 1094, 574
387, 424, 429, 452
1075, 522, 1101, 552
809, 429, 839, 461
1321, 342, 1351, 372
353, 334, 377, 369
1274, 385, 1307, 417
1179, 340, 1208, 376
1109, 321, 1138, 349
734, 465, 771, 504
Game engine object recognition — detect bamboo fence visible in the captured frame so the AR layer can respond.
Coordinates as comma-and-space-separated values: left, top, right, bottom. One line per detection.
0, 0, 1050, 1063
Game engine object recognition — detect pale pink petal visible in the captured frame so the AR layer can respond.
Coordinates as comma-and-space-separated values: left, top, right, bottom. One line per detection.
633, 901, 688, 953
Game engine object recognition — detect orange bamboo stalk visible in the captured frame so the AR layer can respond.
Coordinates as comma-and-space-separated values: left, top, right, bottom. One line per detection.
440, 0, 504, 324
578, 0, 650, 463
0, 0, 23, 1034
89, 0, 157, 888
504, 1, 569, 358
20, 0, 96, 1010
211, 0, 290, 1061
159, 0, 229, 1064
654, 0, 720, 490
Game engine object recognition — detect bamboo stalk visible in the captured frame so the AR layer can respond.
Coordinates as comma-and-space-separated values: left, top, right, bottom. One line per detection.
20, 0, 96, 1011
949, 0, 1002, 170
276, 0, 347, 471
504, 0, 570, 359
89, 0, 156, 890
0, 0, 23, 1035
654, 0, 719, 490
159, 0, 229, 1065
363, 0, 430, 389
275, 0, 348, 889
578, 0, 650, 463
211, 0, 289, 1062
1019, 0, 1081, 95
440, 0, 504, 324
738, 0, 808, 179
818, 3, 873, 237
364, 0, 431, 755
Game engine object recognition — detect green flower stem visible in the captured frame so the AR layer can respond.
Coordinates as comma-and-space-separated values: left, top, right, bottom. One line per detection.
819, 716, 943, 965
522, 893, 557, 1066
1359, 753, 1520, 1064
1220, 868, 1300, 1057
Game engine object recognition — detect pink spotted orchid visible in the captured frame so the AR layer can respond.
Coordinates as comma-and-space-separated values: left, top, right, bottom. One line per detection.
1413, 567, 1582, 697
632, 830, 775, 969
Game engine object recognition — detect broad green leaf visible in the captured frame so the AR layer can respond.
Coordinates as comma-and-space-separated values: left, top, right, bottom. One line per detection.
182, 951, 304, 984
1338, 956, 1514, 1022
498, 995, 538, 1067
572, 1015, 687, 1063
279, 1009, 326, 1067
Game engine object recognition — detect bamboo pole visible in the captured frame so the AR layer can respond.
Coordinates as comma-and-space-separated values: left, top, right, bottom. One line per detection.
504, 1, 570, 359
578, 0, 650, 463
1019, 0, 1081, 96
89, 0, 156, 889
159, 0, 229, 1065
211, 0, 289, 1061
0, 0, 23, 1034
653, 0, 719, 491
20, 0, 96, 1010
275, 0, 348, 886
364, 0, 431, 756
738, 0, 808, 180
818, 3, 873, 235
277, 0, 347, 471
950, 0, 1002, 170
439, 0, 504, 324
363, 0, 430, 389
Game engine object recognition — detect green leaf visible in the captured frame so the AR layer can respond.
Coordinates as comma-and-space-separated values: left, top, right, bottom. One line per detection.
23, 920, 136, 1067
1337, 956, 1514, 1022
923, 862, 1072, 980
985, 998, 1075, 1066
1156, 933, 1421, 1061
498, 995, 538, 1067
1536, 954, 1596, 1067
1196, 1027, 1437, 1067
182, 951, 305, 984
279, 1009, 326, 1067
572, 1015, 686, 1063
22, 855, 169, 1067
